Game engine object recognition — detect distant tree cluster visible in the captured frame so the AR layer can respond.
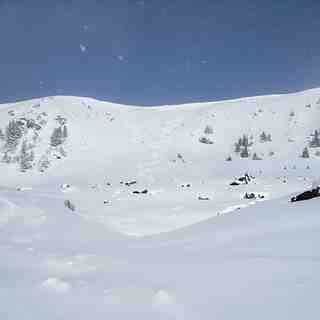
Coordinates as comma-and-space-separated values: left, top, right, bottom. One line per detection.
234, 134, 252, 158
0, 112, 69, 172
1, 120, 24, 164
0, 120, 37, 169
259, 131, 272, 143
50, 125, 68, 147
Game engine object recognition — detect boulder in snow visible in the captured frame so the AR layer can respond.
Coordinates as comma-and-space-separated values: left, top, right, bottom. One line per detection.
291, 187, 320, 202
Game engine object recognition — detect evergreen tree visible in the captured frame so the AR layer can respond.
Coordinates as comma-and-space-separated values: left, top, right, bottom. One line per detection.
38, 155, 50, 172
0, 128, 4, 140
50, 127, 63, 147
301, 147, 310, 158
204, 125, 213, 135
252, 152, 262, 160
5, 120, 22, 150
260, 131, 272, 142
240, 145, 249, 158
63, 125, 68, 139
310, 130, 320, 148
234, 141, 241, 153
260, 131, 267, 142
242, 134, 249, 147
19, 140, 34, 171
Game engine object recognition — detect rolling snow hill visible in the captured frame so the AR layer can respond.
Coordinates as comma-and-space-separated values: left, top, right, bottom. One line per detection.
0, 88, 319, 319
0, 88, 319, 234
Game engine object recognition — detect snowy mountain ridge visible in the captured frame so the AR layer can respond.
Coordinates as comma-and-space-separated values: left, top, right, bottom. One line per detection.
0, 88, 320, 179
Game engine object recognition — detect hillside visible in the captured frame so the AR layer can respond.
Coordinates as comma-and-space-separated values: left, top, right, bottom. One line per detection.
1, 89, 320, 179
0, 88, 320, 319
0, 88, 319, 234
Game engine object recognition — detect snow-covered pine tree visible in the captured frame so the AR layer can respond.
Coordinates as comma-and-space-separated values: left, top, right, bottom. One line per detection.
63, 125, 68, 139
204, 125, 213, 135
260, 131, 267, 142
301, 147, 310, 158
242, 134, 249, 147
50, 127, 63, 147
0, 128, 5, 141
240, 145, 249, 158
37, 155, 50, 172
19, 140, 34, 171
310, 130, 320, 148
252, 152, 262, 160
5, 120, 23, 150
234, 138, 242, 153
234, 141, 241, 153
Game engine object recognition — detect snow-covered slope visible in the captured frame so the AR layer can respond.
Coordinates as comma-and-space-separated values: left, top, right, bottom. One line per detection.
0, 88, 319, 319
0, 184, 319, 319
1, 88, 320, 182
1, 88, 319, 234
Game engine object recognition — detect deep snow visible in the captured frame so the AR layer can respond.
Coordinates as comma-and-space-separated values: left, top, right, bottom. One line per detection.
0, 88, 319, 319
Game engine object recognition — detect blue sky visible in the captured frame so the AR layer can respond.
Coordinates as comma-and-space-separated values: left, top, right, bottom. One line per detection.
0, 0, 319, 105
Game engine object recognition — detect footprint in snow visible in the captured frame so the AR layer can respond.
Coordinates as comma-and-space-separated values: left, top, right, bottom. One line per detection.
41, 277, 71, 293
152, 289, 175, 306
